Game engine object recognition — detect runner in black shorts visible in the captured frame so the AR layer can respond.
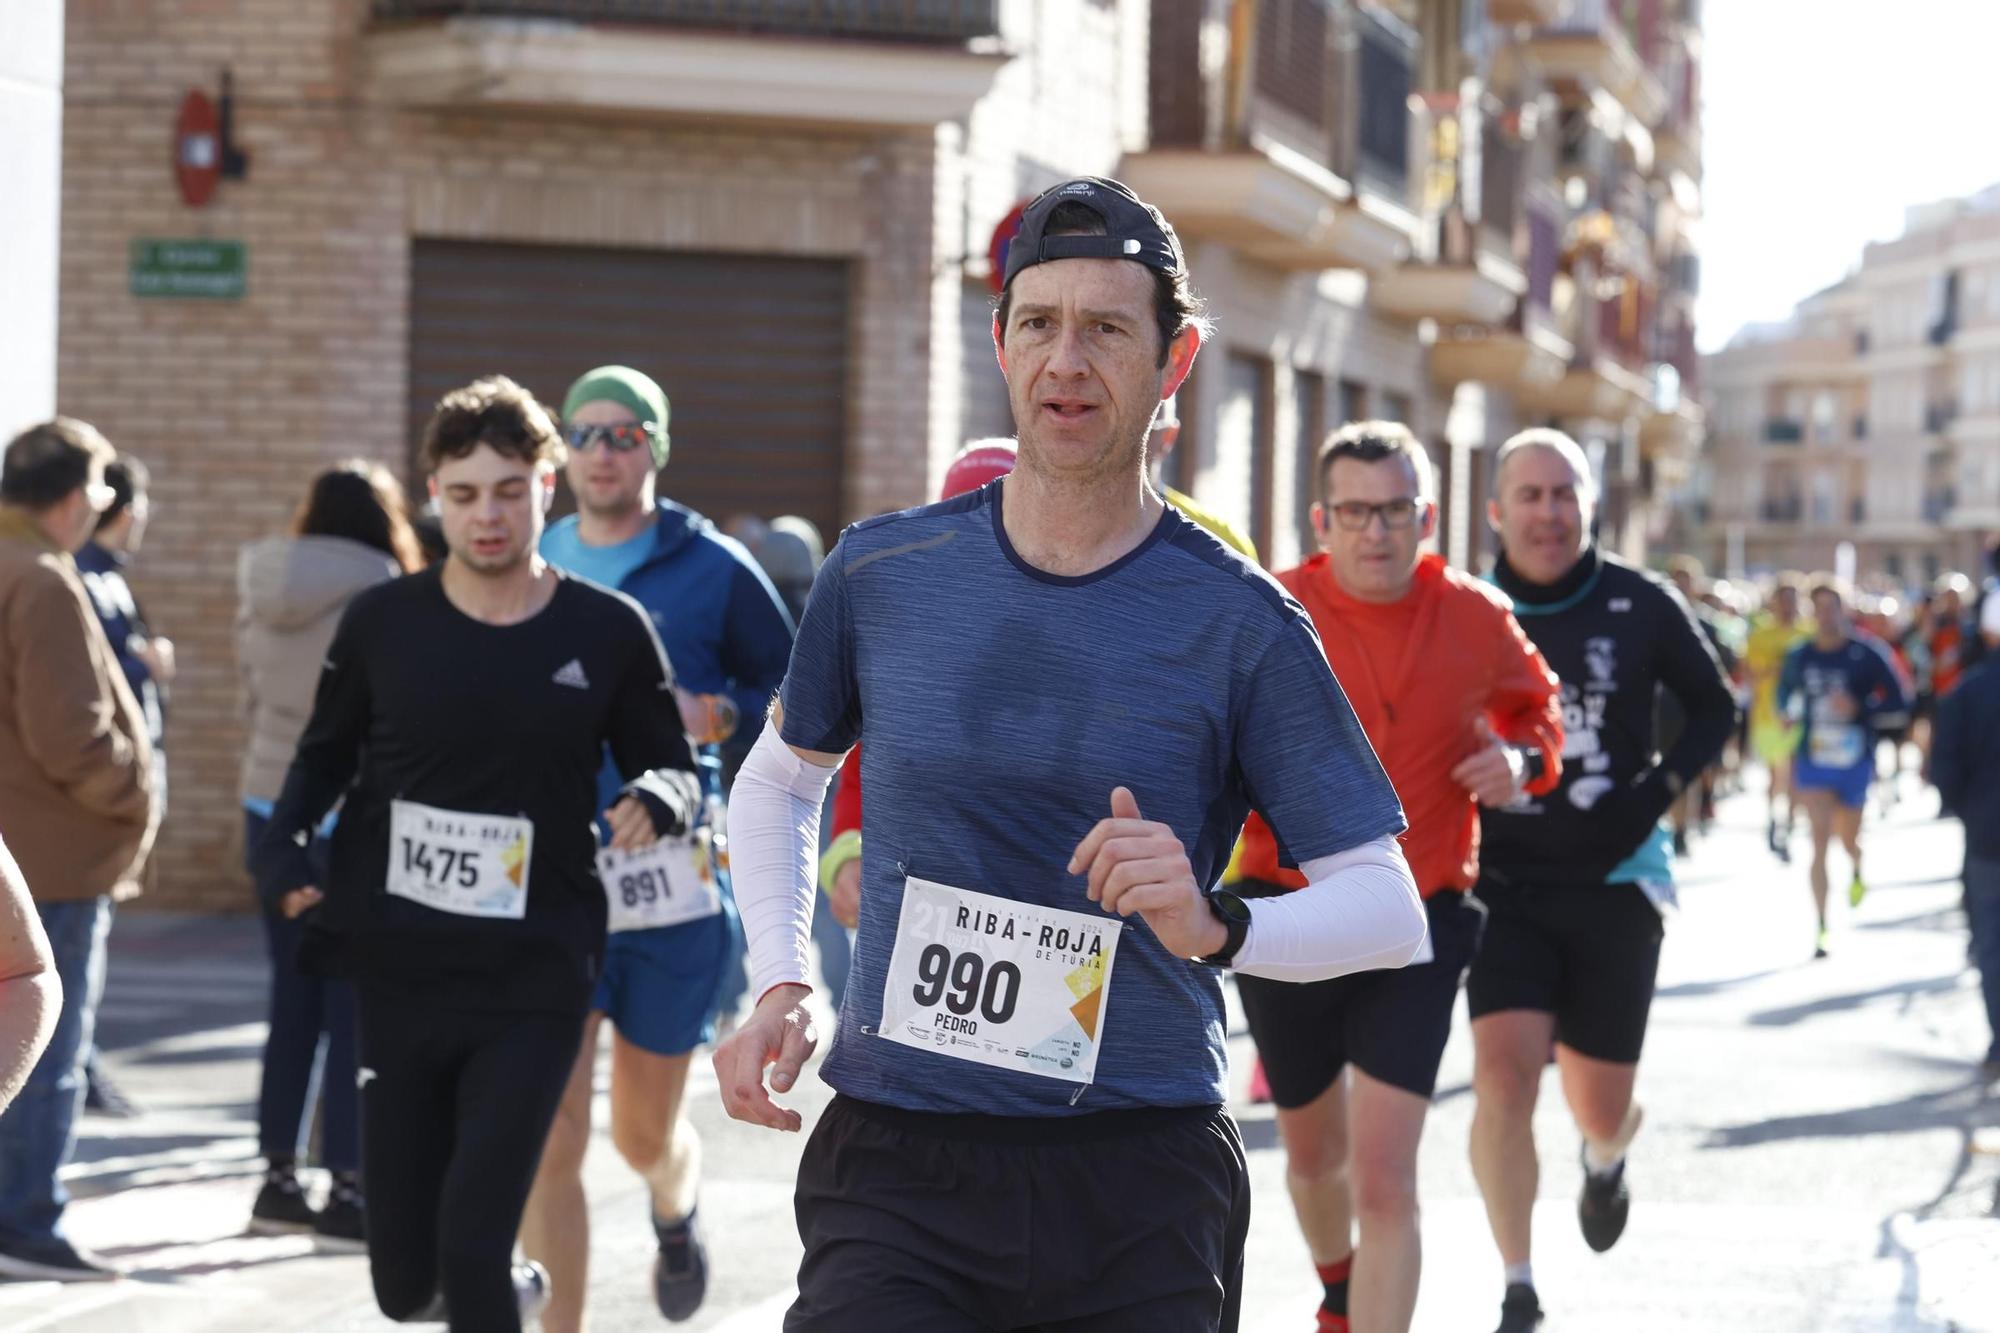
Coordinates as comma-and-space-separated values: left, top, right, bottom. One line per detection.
255, 376, 701, 1331
713, 178, 1428, 1333
1469, 430, 1736, 1333
1232, 421, 1564, 1333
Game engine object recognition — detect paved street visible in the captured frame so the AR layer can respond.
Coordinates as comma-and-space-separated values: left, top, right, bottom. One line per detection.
4, 771, 1997, 1332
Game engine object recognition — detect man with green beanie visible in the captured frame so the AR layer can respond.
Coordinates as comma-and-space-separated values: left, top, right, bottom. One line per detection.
524, 364, 794, 1329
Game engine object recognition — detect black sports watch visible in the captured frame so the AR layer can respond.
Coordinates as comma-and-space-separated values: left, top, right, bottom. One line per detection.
1194, 889, 1252, 968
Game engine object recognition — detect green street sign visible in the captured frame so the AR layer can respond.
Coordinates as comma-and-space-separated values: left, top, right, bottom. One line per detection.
130, 239, 246, 299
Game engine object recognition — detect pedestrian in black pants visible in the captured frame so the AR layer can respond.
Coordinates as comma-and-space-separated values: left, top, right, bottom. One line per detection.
1928, 661, 2000, 1079
238, 461, 423, 1241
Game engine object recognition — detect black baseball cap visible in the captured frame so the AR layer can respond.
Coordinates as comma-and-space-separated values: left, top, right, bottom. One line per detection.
1001, 177, 1187, 289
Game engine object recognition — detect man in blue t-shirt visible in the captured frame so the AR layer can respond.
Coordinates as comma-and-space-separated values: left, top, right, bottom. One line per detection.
1777, 579, 1911, 957
524, 365, 795, 1332
715, 177, 1426, 1332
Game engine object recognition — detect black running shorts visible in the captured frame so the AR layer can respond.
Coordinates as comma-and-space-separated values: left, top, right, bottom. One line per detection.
1235, 888, 1485, 1105
1464, 877, 1664, 1064
787, 1095, 1250, 1332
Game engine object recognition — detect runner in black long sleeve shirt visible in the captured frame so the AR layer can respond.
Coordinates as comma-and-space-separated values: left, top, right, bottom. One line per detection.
253, 377, 699, 1332
256, 564, 699, 1014
1464, 431, 1739, 1333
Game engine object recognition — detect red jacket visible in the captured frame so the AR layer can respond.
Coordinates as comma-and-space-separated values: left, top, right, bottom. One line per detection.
1238, 553, 1563, 896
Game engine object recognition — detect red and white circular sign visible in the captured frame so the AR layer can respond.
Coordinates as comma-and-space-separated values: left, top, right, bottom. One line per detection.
175, 91, 221, 208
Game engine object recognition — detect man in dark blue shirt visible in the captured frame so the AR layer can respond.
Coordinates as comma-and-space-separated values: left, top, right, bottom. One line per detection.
1777, 580, 1911, 958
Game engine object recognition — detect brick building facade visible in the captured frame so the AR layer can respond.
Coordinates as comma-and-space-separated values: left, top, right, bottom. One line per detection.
54, 0, 1702, 910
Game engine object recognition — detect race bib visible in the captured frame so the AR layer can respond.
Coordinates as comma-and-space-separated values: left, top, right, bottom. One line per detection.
879, 877, 1122, 1086
598, 833, 722, 934
386, 800, 532, 920
1808, 720, 1866, 769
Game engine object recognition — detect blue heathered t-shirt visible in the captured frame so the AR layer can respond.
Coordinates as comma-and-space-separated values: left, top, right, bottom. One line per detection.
779, 480, 1406, 1116
541, 521, 657, 593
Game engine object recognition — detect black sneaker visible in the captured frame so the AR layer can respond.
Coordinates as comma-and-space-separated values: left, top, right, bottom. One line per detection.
0, 1232, 119, 1282
82, 1064, 142, 1119
652, 1205, 709, 1321
248, 1173, 318, 1236
313, 1183, 366, 1252
1493, 1282, 1543, 1333
1578, 1151, 1632, 1253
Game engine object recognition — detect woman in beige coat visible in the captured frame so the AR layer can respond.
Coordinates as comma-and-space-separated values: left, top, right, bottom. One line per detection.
236, 461, 420, 1246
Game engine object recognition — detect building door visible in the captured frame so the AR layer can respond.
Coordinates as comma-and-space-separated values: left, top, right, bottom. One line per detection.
408, 240, 851, 541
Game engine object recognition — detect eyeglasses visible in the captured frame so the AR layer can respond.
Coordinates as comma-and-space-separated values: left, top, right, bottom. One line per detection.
565, 422, 656, 453
1326, 499, 1422, 532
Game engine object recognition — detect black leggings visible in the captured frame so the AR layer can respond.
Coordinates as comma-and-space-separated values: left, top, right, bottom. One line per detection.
355, 987, 582, 1331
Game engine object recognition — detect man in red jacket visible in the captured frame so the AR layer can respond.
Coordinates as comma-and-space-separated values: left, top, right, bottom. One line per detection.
1236, 421, 1563, 1333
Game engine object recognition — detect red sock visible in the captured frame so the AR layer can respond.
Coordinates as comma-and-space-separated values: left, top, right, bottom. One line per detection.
1315, 1254, 1353, 1331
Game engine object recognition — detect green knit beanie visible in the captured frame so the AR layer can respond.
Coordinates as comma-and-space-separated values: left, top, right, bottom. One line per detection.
562, 365, 671, 469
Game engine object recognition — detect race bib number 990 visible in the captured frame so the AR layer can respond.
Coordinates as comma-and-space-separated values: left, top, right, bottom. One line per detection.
385, 800, 532, 920
878, 877, 1122, 1086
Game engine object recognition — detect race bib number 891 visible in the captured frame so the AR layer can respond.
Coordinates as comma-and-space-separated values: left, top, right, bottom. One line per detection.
878, 877, 1122, 1086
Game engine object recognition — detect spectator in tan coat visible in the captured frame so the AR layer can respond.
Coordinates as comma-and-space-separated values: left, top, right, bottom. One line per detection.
0, 418, 158, 1282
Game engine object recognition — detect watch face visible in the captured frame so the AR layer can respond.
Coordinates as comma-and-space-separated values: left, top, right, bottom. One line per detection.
1212, 891, 1253, 924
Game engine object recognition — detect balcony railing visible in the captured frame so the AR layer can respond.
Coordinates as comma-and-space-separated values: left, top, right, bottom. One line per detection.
368, 0, 1001, 41
1764, 418, 1805, 444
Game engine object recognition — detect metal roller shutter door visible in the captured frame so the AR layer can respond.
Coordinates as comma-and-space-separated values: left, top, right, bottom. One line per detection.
408, 239, 850, 541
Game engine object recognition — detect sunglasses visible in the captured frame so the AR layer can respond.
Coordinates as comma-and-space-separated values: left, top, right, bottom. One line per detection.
565, 422, 657, 453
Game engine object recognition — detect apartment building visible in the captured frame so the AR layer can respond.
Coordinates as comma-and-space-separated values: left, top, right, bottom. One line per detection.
1697, 184, 2000, 584
53, 0, 1703, 908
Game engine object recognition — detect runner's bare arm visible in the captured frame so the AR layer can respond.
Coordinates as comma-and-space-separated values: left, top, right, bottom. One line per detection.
713, 700, 845, 1131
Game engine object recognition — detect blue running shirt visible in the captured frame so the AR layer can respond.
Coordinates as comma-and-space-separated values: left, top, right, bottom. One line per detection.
779, 482, 1406, 1115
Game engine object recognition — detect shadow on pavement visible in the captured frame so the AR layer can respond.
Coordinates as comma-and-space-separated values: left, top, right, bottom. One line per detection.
1701, 1077, 1996, 1150
1747, 974, 1966, 1027
1657, 967, 1791, 999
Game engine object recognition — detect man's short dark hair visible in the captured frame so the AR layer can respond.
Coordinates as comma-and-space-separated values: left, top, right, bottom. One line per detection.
1, 417, 115, 512
1316, 420, 1436, 503
417, 375, 566, 475
994, 202, 1209, 367
97, 455, 150, 530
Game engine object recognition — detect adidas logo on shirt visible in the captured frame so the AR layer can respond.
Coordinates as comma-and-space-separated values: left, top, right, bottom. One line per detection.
552, 659, 591, 690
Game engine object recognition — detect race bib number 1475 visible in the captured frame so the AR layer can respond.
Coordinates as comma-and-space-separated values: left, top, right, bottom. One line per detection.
878, 877, 1122, 1086
385, 799, 532, 920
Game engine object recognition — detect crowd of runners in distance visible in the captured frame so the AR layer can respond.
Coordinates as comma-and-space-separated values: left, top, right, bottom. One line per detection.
4, 173, 2000, 1333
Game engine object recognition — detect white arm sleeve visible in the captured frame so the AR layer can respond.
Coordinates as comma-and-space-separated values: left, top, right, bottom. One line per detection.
1232, 835, 1428, 983
726, 723, 840, 1002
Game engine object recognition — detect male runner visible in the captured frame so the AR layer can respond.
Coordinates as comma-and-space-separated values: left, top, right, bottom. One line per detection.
1777, 580, 1910, 955
716, 176, 1427, 1331
1234, 421, 1563, 1333
525, 365, 794, 1329
1745, 577, 1810, 862
254, 376, 701, 1331
1468, 430, 1736, 1333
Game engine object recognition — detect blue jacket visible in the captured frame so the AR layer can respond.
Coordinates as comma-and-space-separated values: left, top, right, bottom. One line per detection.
1934, 662, 2000, 861
75, 541, 164, 747
542, 500, 795, 781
